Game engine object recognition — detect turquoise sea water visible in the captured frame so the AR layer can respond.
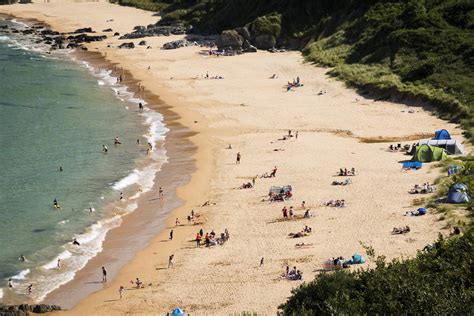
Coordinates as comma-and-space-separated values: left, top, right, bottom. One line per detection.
0, 19, 166, 302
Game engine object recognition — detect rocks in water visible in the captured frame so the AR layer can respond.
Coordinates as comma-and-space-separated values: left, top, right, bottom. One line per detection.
138, 40, 147, 46
162, 39, 188, 50
102, 28, 113, 32
66, 33, 106, 43
0, 304, 61, 315
120, 22, 188, 40
118, 42, 135, 49
72, 27, 93, 33
113, 32, 120, 37
0, 25, 9, 29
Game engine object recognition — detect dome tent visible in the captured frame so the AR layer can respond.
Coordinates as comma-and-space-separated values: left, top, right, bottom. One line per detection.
433, 129, 451, 140
447, 183, 470, 204
411, 144, 447, 162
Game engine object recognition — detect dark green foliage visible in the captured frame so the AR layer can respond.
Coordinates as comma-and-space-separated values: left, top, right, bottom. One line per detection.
279, 229, 474, 315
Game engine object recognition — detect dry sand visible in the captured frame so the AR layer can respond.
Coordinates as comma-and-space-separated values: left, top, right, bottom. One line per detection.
0, 1, 469, 314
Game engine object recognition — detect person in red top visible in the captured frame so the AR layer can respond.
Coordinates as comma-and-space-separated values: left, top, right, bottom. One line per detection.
196, 233, 201, 247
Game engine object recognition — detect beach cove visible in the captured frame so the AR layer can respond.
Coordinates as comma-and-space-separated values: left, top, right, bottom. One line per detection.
0, 1, 469, 314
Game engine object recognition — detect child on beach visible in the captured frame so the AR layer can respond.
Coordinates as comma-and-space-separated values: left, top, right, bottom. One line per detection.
119, 286, 125, 299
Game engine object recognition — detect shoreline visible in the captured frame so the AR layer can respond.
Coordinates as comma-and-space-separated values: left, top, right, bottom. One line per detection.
0, 2, 470, 314
0, 14, 205, 309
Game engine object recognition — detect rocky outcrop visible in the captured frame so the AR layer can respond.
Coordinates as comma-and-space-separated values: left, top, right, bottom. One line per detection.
120, 22, 188, 40
0, 304, 61, 316
66, 33, 106, 43
72, 27, 93, 33
118, 42, 135, 49
254, 34, 275, 50
162, 39, 188, 50
215, 27, 257, 53
215, 29, 243, 51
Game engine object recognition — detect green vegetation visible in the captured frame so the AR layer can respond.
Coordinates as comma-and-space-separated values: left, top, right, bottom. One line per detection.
279, 229, 473, 315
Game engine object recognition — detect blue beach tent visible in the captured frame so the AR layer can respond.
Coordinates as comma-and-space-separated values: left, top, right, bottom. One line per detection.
447, 183, 470, 204
434, 129, 451, 140
402, 161, 422, 169
171, 307, 185, 316
417, 208, 427, 215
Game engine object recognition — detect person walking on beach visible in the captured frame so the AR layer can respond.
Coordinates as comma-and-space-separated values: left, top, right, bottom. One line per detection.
260, 257, 264, 267
119, 286, 125, 299
138, 102, 144, 112
169, 229, 173, 240
196, 233, 201, 247
57, 258, 61, 269
175, 218, 180, 226
102, 266, 107, 282
26, 284, 32, 295
236, 152, 241, 164
168, 254, 174, 268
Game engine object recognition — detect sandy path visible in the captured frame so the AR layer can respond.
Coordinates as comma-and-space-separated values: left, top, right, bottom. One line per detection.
0, 1, 468, 314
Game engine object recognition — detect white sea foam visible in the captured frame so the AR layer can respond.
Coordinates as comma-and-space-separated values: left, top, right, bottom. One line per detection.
57, 220, 69, 225
0, 288, 3, 300
42, 250, 73, 270
11, 269, 30, 281
3, 57, 171, 305
0, 35, 10, 42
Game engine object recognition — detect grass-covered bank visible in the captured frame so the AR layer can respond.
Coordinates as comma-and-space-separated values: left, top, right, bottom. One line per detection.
279, 228, 473, 315
112, 0, 474, 141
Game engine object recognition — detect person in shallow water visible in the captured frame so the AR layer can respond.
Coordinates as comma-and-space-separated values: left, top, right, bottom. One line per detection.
53, 198, 61, 209
102, 144, 108, 153
114, 136, 121, 145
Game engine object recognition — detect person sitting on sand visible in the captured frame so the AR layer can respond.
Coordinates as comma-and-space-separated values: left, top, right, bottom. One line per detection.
392, 226, 410, 234
270, 74, 278, 79
303, 209, 312, 218
303, 225, 312, 233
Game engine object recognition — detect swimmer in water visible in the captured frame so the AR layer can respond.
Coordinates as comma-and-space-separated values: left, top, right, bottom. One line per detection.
72, 238, 80, 246
136, 139, 140, 145
102, 145, 108, 153
138, 102, 144, 112
19, 254, 26, 262
114, 137, 121, 145
59, 166, 63, 172
53, 198, 61, 209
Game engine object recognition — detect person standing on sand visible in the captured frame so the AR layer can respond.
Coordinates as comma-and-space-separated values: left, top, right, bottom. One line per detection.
57, 258, 61, 269
119, 286, 125, 299
168, 254, 174, 268
296, 131, 299, 139
236, 152, 241, 164
102, 266, 107, 282
169, 229, 173, 240
175, 218, 180, 226
138, 102, 144, 112
260, 257, 264, 267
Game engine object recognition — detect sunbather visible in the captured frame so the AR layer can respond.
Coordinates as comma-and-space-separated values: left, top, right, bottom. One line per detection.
392, 226, 410, 234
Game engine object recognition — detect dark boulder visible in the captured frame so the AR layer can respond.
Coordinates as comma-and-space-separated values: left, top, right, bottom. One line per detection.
73, 27, 93, 33
66, 34, 106, 43
216, 30, 244, 51
102, 28, 113, 32
254, 34, 275, 50
118, 42, 135, 49
0, 25, 9, 29
242, 40, 257, 53
235, 27, 251, 41
113, 32, 120, 37
138, 40, 147, 46
162, 39, 188, 50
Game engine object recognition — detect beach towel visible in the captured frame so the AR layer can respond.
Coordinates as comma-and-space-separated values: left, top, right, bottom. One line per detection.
402, 161, 422, 169
448, 165, 461, 176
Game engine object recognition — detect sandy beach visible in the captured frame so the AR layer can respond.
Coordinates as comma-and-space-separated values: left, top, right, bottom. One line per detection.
0, 1, 469, 314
